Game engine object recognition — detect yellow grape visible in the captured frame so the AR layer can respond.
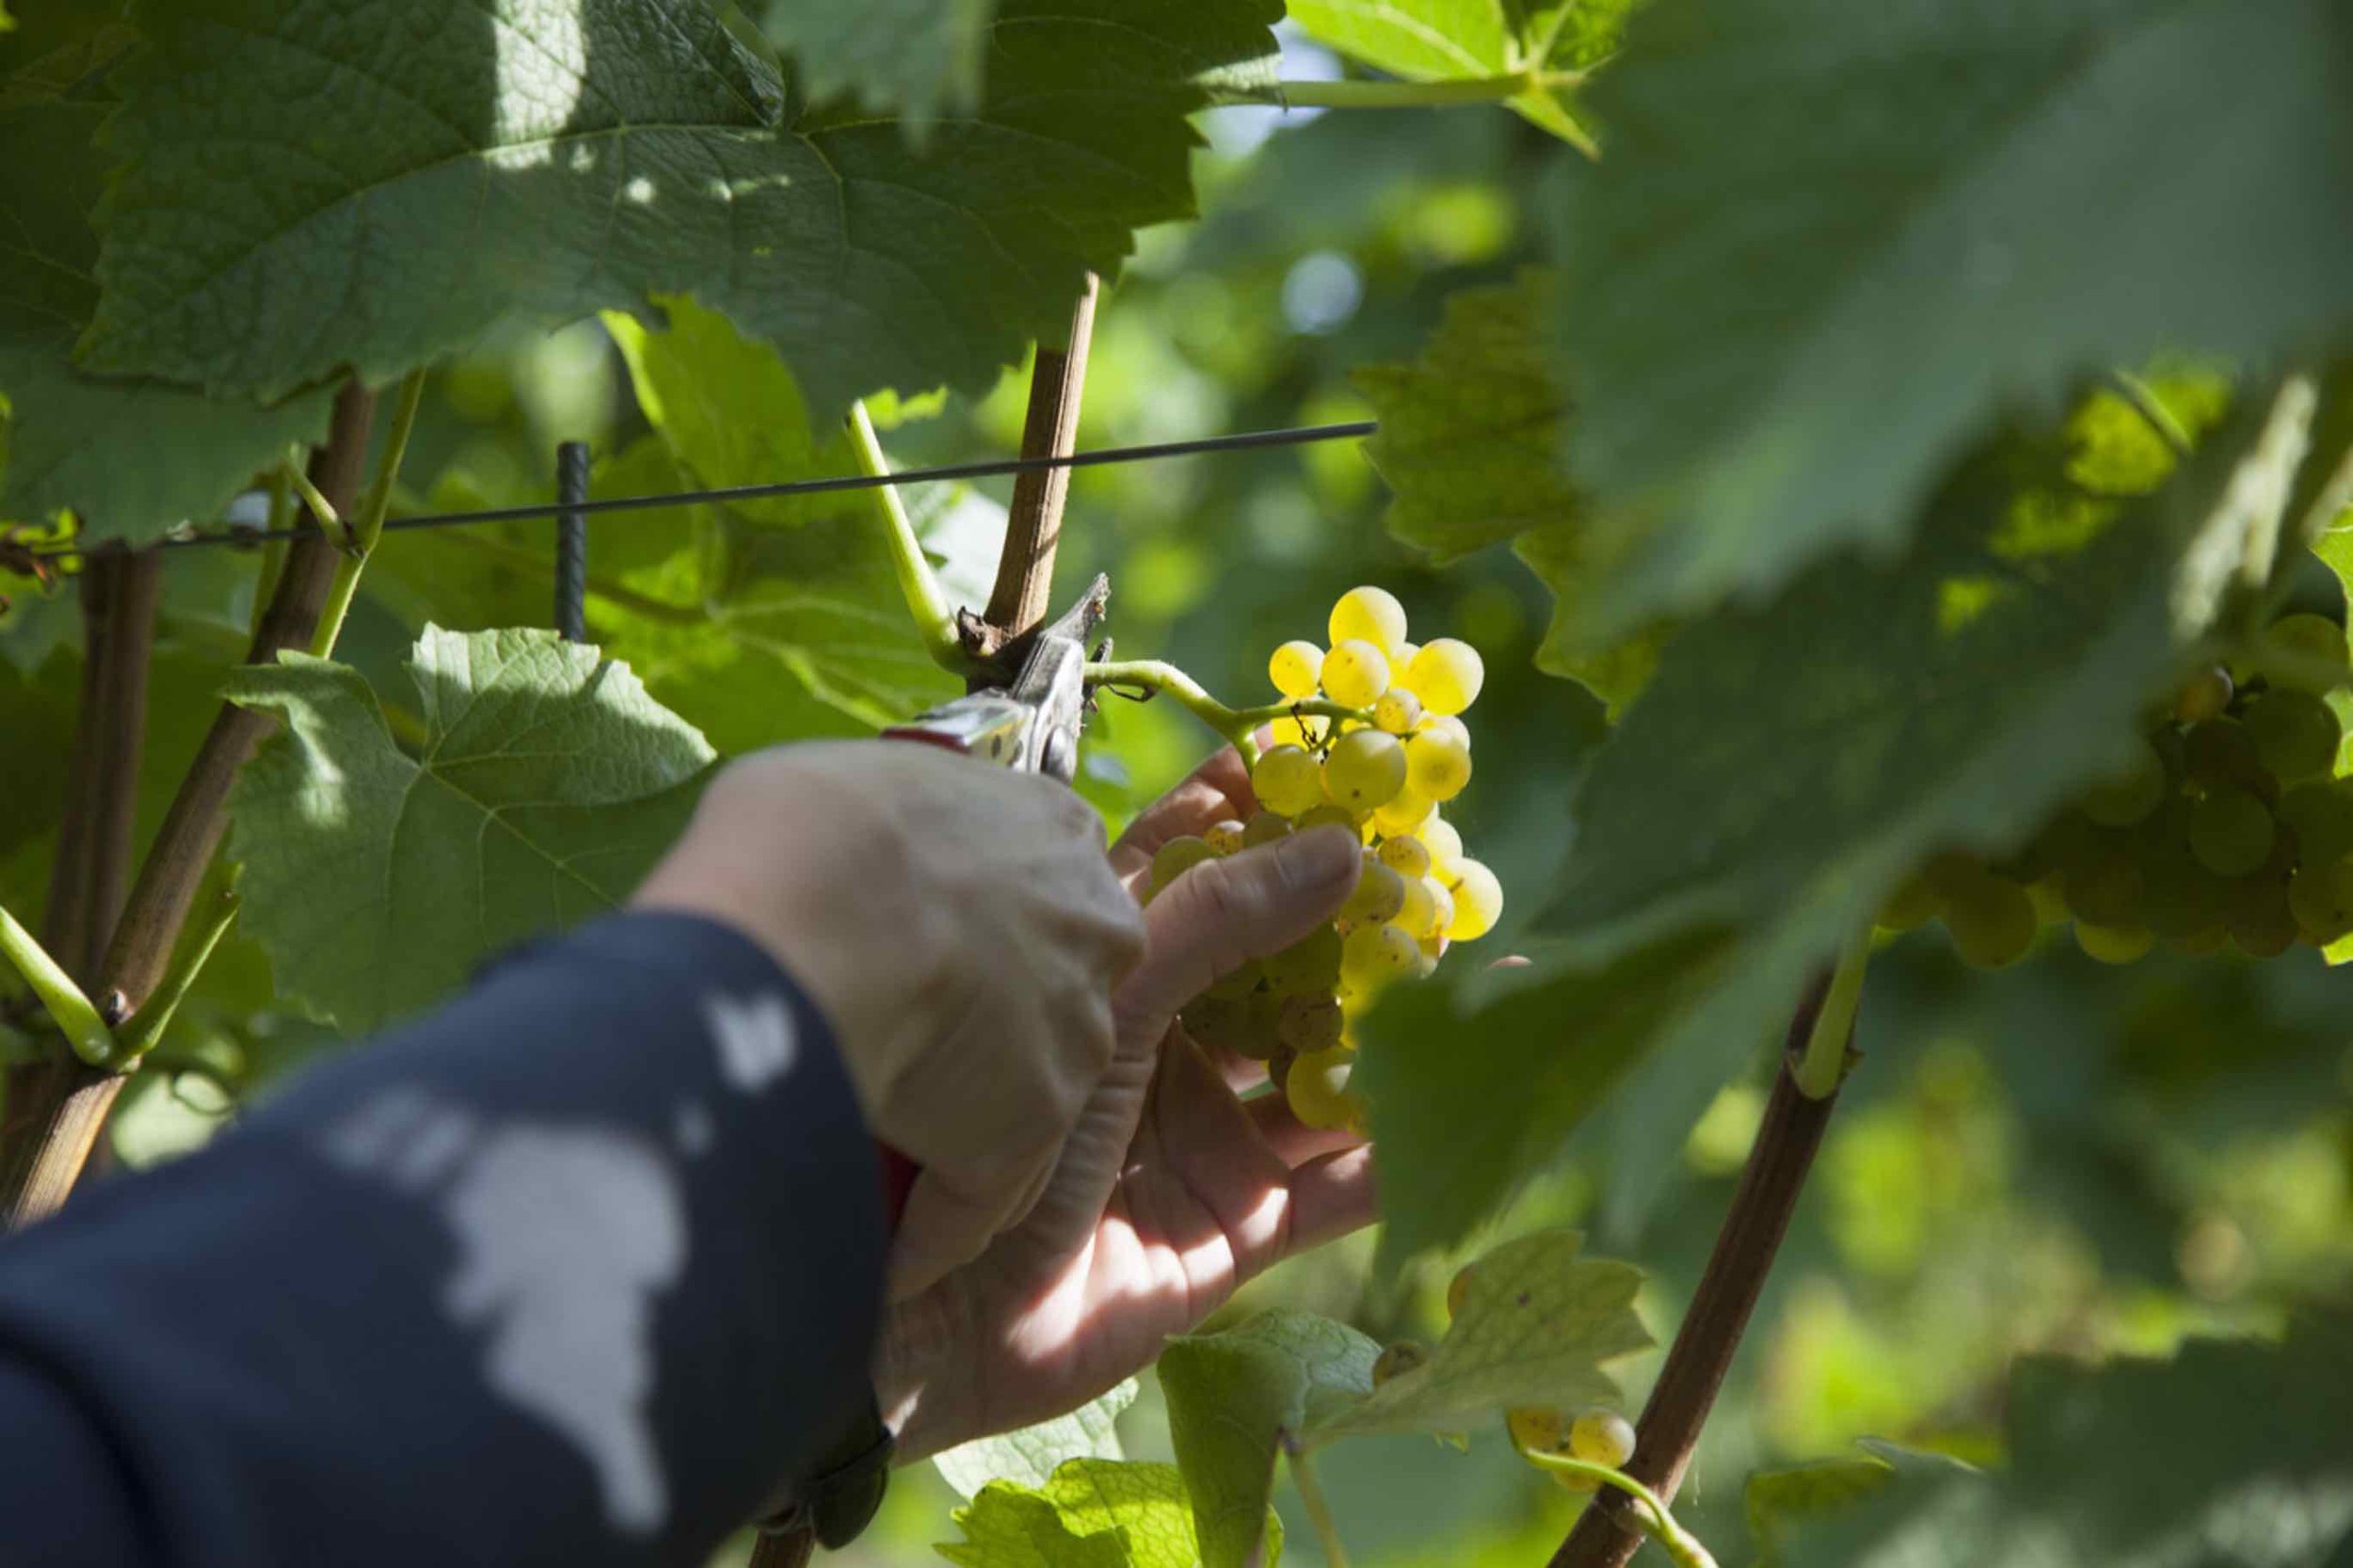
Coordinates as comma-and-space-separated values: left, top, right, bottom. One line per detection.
1404, 729, 1472, 803
1204, 820, 1244, 856
1417, 928, 1449, 968
1373, 786, 1435, 834
1373, 688, 1425, 734
2075, 921, 2154, 965
1393, 639, 1421, 670
1252, 744, 1325, 817
1269, 640, 1323, 698
1342, 856, 1408, 924
1378, 835, 1432, 879
1394, 875, 1437, 939
1324, 728, 1408, 813
1267, 713, 1326, 750
1298, 803, 1360, 835
1286, 1046, 1360, 1131
1507, 1407, 1569, 1454
1417, 816, 1464, 863
1242, 810, 1292, 847
1422, 877, 1456, 939
1447, 860, 1502, 940
1404, 638, 1484, 715
1341, 922, 1418, 990
1321, 638, 1391, 709
1149, 836, 1216, 892
1329, 584, 1409, 657
1569, 1410, 1636, 1468
1278, 991, 1346, 1052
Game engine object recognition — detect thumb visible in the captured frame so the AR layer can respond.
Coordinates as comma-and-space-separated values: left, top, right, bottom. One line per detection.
1116, 825, 1361, 1031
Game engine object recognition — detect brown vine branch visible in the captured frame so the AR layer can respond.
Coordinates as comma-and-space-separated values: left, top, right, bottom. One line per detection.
1548, 976, 1857, 1568
0, 379, 378, 1229
968, 274, 1101, 660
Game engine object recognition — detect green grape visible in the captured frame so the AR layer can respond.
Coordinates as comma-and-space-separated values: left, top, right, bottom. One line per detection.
2135, 849, 2228, 938
2174, 664, 2234, 723
1285, 1045, 1361, 1132
2227, 876, 2299, 958
1264, 924, 1343, 996
2183, 718, 2270, 796
1150, 835, 1217, 893
2169, 925, 2229, 956
1325, 728, 1409, 814
1403, 638, 1484, 715
1184, 993, 1281, 1059
1371, 1340, 1431, 1389
1297, 803, 1362, 837
1269, 639, 1323, 699
1341, 922, 1418, 990
1204, 819, 1245, 856
1342, 856, 1408, 924
1378, 835, 1432, 879
1204, 959, 1262, 1000
2262, 612, 2350, 691
2291, 857, 2353, 944
2057, 838, 2141, 926
1418, 816, 1464, 865
1251, 744, 1325, 817
1446, 860, 1503, 940
2244, 688, 2342, 783
1329, 585, 1409, 658
1373, 786, 1435, 834
1373, 688, 1425, 734
2277, 780, 2353, 864
2074, 921, 2154, 965
1393, 875, 1437, 940
1879, 874, 1942, 932
1943, 875, 2037, 968
1569, 1409, 1637, 1468
1507, 1407, 1569, 1454
1321, 638, 1392, 709
2188, 787, 2276, 876
1241, 810, 1292, 848
1403, 728, 1473, 803
1278, 991, 1345, 1052
1402, 923, 1441, 980
2081, 740, 2168, 826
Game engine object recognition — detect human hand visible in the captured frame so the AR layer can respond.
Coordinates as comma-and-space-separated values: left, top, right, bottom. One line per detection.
872, 748, 1381, 1461
632, 741, 1145, 1294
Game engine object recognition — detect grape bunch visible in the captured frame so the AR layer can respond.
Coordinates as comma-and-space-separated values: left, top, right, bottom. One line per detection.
1154, 586, 1504, 1133
1885, 612, 2353, 967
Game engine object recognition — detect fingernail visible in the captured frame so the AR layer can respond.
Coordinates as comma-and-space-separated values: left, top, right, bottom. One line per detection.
1279, 824, 1361, 888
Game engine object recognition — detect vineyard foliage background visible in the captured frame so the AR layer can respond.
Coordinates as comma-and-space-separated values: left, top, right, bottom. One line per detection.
5, 1, 2353, 1565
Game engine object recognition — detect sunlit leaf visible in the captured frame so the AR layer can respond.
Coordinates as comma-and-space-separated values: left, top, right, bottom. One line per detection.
936, 1381, 1140, 1500
939, 1458, 1277, 1568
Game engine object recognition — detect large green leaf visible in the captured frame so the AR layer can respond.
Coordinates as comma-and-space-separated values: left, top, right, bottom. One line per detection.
935, 1381, 1140, 1500
1755, 1320, 2353, 1568
1355, 272, 1657, 715
224, 626, 714, 1032
1287, 0, 1633, 150
939, 1459, 1278, 1568
1160, 1232, 1648, 1568
83, 0, 1281, 415
0, 94, 328, 540
1533, 382, 2326, 1235
1554, 0, 2353, 640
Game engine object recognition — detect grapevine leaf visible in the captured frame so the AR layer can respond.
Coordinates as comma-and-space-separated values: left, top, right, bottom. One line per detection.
1159, 1309, 1377, 1568
1305, 1229, 1651, 1442
758, 0, 994, 129
224, 627, 714, 1033
84, 0, 1281, 415
1745, 1445, 1914, 1564
1354, 273, 1659, 715
1755, 1320, 2353, 1568
0, 97, 328, 541
939, 1458, 1278, 1568
1286, 0, 1634, 150
1555, 0, 2353, 640
1538, 383, 2329, 1234
935, 1381, 1140, 1500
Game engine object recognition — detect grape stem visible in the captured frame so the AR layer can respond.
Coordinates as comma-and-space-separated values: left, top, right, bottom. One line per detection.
310, 367, 427, 660
1520, 1454, 1719, 1568
1282, 1433, 1351, 1568
1794, 930, 1868, 1099
1081, 658, 1371, 760
846, 401, 978, 678
0, 903, 119, 1069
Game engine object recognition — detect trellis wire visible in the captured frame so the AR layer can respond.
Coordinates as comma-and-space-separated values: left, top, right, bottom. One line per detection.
23, 420, 1379, 560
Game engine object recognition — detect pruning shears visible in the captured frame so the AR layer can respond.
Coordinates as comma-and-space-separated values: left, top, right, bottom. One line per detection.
755, 578, 1109, 1566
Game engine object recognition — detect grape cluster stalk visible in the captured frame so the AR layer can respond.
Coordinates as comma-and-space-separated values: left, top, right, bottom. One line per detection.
1885, 612, 2353, 967
1151, 587, 1505, 1133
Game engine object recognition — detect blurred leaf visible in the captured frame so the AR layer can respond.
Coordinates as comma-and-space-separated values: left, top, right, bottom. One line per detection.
1555, 0, 2353, 639
1287, 0, 1634, 149
1160, 1310, 1377, 1568
1355, 273, 1657, 714
1759, 1321, 2353, 1568
224, 627, 713, 1032
0, 97, 328, 541
940, 1458, 1280, 1568
936, 1381, 1141, 1500
1745, 1445, 1910, 1564
86, 0, 1281, 415
1536, 385, 2326, 1233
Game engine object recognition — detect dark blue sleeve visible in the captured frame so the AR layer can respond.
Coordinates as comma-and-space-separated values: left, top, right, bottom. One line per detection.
0, 911, 888, 1567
